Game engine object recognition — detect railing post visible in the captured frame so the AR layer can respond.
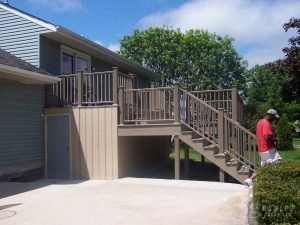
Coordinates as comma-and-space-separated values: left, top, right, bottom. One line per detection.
174, 81, 180, 123
150, 82, 155, 112
77, 71, 83, 106
218, 108, 225, 153
112, 67, 119, 105
119, 86, 125, 125
232, 85, 238, 121
129, 73, 135, 89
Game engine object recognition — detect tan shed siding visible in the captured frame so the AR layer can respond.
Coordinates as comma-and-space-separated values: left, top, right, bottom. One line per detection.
44, 106, 119, 180
0, 7, 51, 67
0, 79, 45, 165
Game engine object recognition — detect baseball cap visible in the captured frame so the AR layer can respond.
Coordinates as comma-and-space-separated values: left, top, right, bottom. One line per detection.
267, 109, 280, 118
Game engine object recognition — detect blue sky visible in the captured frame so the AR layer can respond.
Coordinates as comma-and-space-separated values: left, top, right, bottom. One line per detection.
8, 0, 300, 67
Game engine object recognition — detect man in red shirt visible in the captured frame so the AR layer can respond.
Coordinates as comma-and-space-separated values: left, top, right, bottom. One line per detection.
244, 109, 282, 187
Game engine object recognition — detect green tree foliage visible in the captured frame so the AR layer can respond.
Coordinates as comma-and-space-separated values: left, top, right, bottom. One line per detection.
276, 113, 294, 150
243, 64, 299, 132
119, 27, 247, 90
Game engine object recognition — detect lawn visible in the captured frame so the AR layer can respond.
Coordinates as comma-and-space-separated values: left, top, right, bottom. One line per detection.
278, 137, 300, 161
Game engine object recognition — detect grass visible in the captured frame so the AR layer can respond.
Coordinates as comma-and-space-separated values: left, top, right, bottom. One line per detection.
278, 137, 300, 161
169, 145, 211, 163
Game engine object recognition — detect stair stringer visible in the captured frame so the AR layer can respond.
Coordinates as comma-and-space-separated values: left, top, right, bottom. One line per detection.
179, 133, 249, 183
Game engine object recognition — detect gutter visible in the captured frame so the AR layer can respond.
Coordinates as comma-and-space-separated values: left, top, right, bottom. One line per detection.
0, 64, 61, 84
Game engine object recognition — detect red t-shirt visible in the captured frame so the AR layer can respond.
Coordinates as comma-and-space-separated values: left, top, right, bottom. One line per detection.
256, 118, 275, 152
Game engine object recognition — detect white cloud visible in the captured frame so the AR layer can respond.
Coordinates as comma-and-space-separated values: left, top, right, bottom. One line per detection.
26, 0, 83, 12
107, 43, 120, 52
139, 0, 300, 66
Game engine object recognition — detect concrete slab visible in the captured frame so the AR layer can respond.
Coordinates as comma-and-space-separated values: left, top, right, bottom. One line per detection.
0, 178, 250, 225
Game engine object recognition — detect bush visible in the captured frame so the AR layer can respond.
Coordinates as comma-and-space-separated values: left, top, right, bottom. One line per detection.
276, 113, 294, 150
253, 161, 300, 225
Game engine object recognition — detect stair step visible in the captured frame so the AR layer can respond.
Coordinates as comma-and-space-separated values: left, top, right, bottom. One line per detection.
203, 144, 216, 150
226, 159, 239, 166
214, 153, 226, 158
192, 138, 206, 143
237, 165, 250, 175
181, 131, 193, 135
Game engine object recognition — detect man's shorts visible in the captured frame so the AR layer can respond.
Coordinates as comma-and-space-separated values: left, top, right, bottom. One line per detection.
259, 148, 282, 166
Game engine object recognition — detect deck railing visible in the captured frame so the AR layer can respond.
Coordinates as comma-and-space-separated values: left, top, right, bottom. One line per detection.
119, 86, 175, 124
47, 67, 134, 106
191, 85, 243, 122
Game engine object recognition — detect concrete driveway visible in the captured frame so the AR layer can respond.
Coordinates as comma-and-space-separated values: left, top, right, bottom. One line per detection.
0, 178, 250, 225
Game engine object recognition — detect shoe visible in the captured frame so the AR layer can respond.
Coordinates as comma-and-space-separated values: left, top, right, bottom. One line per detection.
244, 178, 252, 188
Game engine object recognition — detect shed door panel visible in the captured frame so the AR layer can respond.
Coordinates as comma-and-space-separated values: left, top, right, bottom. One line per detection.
47, 115, 69, 179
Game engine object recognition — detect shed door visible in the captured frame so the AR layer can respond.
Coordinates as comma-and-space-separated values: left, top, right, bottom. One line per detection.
47, 115, 70, 179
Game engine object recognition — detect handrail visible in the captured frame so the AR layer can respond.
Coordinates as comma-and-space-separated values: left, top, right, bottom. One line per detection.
179, 87, 258, 172
179, 88, 220, 143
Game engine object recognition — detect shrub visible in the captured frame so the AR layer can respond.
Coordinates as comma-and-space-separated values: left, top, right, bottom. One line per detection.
276, 113, 293, 150
253, 161, 300, 225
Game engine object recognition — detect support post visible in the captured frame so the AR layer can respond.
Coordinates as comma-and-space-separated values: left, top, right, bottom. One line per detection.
184, 144, 189, 179
119, 86, 125, 125
231, 85, 238, 121
201, 155, 205, 163
112, 67, 119, 105
174, 136, 180, 180
77, 71, 83, 106
173, 81, 180, 123
219, 169, 225, 183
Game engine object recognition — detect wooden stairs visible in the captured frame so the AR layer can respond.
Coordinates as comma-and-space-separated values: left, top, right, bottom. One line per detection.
179, 131, 250, 183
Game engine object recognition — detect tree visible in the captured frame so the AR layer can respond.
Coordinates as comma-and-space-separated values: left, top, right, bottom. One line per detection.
271, 17, 300, 102
119, 27, 247, 90
243, 64, 300, 132
276, 113, 293, 150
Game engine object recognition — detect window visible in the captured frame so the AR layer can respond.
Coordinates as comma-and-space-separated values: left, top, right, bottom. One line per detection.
62, 53, 74, 75
61, 45, 91, 75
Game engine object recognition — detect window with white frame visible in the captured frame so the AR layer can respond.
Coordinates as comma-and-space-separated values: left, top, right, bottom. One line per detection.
61, 45, 91, 75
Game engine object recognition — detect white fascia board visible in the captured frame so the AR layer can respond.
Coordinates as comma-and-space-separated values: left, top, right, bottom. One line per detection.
0, 64, 61, 84
0, 4, 57, 31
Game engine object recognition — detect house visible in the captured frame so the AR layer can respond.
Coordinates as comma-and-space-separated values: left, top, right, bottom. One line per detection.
0, 2, 258, 183
0, 48, 60, 180
0, 1, 169, 180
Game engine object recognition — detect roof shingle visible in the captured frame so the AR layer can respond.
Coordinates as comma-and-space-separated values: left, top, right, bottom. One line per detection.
0, 48, 52, 75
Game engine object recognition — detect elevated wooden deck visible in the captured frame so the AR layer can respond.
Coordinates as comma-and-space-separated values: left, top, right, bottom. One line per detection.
46, 71, 258, 183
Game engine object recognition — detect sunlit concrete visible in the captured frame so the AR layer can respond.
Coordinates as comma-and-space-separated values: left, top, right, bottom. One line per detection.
0, 178, 250, 225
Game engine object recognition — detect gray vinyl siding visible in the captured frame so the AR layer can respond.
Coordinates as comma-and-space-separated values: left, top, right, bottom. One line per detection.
91, 57, 114, 72
0, 79, 45, 165
0, 7, 51, 67
40, 36, 61, 75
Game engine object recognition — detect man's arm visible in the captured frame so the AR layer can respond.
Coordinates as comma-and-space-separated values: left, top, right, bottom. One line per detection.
264, 134, 276, 143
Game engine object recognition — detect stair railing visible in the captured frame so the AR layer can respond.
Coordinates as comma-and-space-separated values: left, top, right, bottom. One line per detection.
223, 116, 258, 172
179, 88, 258, 172
179, 88, 219, 145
